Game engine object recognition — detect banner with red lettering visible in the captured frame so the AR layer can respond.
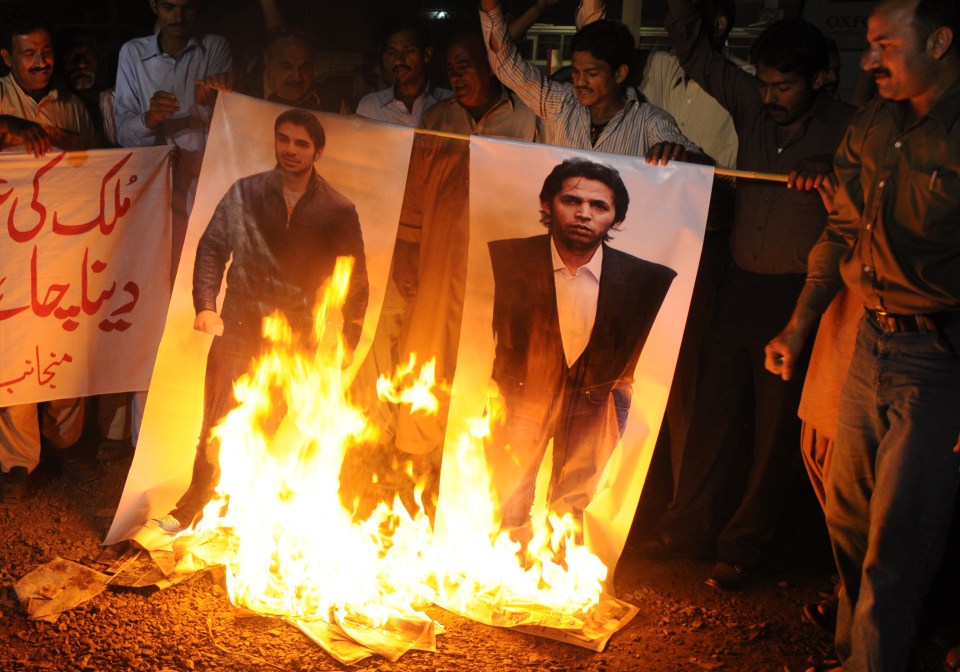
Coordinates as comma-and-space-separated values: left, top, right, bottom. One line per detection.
0, 147, 172, 405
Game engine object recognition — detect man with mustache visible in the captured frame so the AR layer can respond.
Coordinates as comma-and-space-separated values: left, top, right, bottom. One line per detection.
0, 15, 97, 155
355, 20, 451, 127
55, 29, 115, 148
635, 0, 854, 591
478, 0, 708, 164
0, 14, 98, 504
766, 0, 960, 668
238, 26, 343, 113
115, 0, 233, 269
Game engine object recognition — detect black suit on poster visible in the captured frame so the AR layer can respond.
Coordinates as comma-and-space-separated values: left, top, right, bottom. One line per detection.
487, 234, 676, 526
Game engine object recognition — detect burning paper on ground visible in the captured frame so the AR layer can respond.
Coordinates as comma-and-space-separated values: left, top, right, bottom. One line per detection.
145, 258, 637, 660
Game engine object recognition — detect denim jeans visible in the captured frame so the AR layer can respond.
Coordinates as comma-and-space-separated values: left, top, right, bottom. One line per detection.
826, 315, 960, 671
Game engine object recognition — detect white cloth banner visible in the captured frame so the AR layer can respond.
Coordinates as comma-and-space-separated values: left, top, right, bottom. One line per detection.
0, 147, 172, 405
107, 94, 712, 587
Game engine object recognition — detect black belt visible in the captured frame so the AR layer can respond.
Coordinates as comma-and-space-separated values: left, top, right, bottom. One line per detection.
866, 308, 960, 333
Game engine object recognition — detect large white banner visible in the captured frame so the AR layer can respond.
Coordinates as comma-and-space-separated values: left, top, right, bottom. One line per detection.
0, 147, 172, 405
107, 93, 415, 543
106, 93, 712, 587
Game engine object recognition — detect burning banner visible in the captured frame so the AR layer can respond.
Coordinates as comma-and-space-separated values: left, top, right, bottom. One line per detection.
106, 93, 712, 661
0, 147, 172, 405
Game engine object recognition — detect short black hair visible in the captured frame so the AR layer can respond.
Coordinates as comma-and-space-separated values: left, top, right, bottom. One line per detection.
2, 12, 52, 53
274, 109, 325, 151
539, 158, 630, 238
914, 0, 960, 48
570, 20, 637, 88
750, 18, 830, 85
379, 19, 431, 54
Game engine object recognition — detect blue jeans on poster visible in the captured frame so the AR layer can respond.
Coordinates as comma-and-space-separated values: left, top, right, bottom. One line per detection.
826, 314, 960, 671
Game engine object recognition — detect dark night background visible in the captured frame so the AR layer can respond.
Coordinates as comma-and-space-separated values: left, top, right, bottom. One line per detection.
0, 0, 603, 80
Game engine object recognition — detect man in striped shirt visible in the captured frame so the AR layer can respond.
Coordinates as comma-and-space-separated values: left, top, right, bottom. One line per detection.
478, 0, 710, 165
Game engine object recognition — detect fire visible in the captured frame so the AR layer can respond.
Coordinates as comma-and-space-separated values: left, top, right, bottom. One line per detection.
178, 255, 608, 645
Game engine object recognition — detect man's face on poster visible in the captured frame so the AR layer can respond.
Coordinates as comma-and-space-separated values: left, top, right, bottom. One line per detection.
543, 177, 618, 253
274, 121, 320, 176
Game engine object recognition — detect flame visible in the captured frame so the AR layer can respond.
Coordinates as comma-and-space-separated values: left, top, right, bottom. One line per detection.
425, 386, 607, 627
180, 255, 607, 637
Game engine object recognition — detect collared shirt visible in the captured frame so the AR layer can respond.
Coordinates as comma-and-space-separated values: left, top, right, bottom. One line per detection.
552, 239, 603, 366
419, 87, 540, 142
355, 83, 452, 127
640, 50, 745, 170
0, 73, 97, 151
115, 32, 232, 151
798, 78, 960, 315
666, 0, 854, 274
479, 5, 701, 157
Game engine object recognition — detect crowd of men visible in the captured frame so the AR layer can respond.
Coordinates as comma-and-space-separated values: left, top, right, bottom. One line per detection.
1, 0, 959, 669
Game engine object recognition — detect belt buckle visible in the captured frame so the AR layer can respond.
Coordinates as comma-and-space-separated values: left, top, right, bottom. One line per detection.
872, 310, 896, 332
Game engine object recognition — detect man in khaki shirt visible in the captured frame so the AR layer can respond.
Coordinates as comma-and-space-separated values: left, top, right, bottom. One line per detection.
0, 14, 98, 504
0, 17, 96, 155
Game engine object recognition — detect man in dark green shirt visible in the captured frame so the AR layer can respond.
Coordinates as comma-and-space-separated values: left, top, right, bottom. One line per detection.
767, 0, 960, 667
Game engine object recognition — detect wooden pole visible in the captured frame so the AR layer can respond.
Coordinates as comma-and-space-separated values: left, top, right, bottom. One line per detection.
412, 128, 792, 184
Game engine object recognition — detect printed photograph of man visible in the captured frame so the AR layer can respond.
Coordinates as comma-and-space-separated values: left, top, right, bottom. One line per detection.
486, 157, 676, 534
151, 108, 369, 534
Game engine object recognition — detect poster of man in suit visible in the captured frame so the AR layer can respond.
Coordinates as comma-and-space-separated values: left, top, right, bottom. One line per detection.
487, 158, 676, 532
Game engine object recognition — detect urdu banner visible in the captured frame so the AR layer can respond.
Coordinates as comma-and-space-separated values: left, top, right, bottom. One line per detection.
0, 146, 173, 406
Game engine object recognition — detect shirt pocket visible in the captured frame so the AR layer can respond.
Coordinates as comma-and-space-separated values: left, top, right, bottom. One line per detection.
900, 166, 960, 242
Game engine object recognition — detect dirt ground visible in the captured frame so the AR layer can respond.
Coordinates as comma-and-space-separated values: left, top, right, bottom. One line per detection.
0, 437, 954, 672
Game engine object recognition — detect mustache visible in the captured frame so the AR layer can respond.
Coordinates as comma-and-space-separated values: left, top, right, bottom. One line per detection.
872, 68, 892, 78
764, 104, 788, 115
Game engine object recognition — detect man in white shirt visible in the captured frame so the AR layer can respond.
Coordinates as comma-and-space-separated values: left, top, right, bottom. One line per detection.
114, 0, 233, 270
355, 20, 451, 127
478, 0, 708, 165
486, 158, 676, 531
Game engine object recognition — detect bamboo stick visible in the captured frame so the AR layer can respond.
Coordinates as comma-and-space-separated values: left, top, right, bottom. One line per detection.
411, 128, 792, 183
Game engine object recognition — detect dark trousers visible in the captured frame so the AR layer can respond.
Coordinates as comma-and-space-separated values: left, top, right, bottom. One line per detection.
659, 266, 809, 567
173, 332, 257, 524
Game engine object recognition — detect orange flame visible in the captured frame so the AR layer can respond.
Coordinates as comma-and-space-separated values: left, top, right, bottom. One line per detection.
181, 255, 606, 634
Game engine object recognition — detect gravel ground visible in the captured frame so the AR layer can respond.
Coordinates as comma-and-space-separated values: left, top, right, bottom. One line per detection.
0, 439, 951, 672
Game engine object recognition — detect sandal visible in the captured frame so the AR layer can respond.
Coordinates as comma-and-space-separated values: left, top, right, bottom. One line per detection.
2, 467, 31, 504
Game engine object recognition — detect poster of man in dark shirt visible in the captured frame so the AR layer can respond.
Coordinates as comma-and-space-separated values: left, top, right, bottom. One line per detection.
152, 108, 369, 533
